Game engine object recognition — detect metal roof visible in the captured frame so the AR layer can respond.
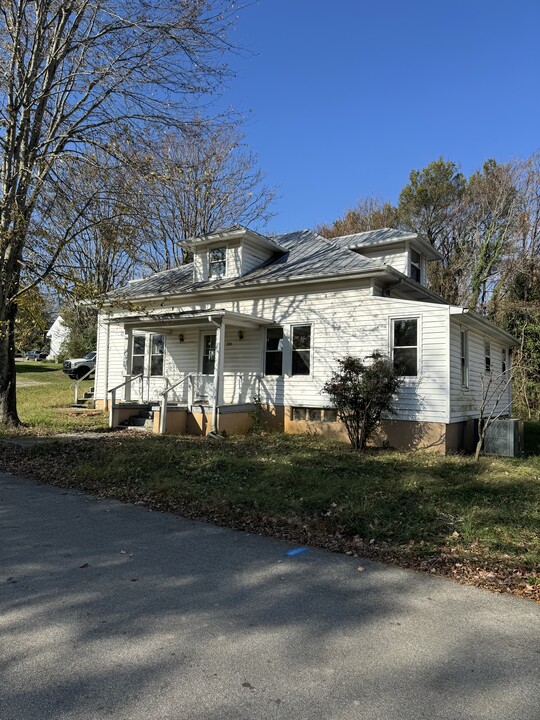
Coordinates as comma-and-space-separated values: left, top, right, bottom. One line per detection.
107, 229, 388, 301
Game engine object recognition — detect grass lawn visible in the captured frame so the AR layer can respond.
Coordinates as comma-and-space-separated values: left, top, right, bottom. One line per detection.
0, 363, 538, 601
1, 361, 108, 435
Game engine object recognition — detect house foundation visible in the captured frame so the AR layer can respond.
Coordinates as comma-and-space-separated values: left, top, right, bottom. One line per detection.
106, 400, 475, 454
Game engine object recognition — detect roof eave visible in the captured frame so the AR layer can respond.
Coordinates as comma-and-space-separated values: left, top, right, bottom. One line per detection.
184, 226, 285, 253
100, 267, 388, 307
449, 308, 519, 345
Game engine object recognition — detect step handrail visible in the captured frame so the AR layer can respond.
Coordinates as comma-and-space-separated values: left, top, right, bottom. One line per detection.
72, 367, 95, 405
158, 374, 193, 434
107, 374, 143, 427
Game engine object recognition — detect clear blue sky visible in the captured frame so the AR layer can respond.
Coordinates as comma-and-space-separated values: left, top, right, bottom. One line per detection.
221, 0, 540, 233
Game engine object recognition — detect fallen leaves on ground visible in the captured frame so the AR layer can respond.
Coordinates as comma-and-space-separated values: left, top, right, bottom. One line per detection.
0, 436, 538, 602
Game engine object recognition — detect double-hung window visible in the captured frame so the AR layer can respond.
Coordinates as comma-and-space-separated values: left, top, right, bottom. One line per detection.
132, 335, 146, 375
291, 325, 311, 375
392, 318, 418, 376
265, 327, 284, 375
484, 340, 491, 373
150, 334, 164, 376
410, 249, 422, 283
131, 334, 164, 376
208, 247, 226, 278
460, 329, 469, 387
202, 334, 216, 374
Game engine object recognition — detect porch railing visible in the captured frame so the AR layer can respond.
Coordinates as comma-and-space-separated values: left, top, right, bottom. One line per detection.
107, 374, 143, 427
158, 374, 193, 434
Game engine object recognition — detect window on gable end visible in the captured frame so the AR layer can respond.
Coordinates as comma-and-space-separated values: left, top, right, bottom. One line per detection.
410, 249, 422, 283
209, 247, 226, 278
485, 340, 491, 373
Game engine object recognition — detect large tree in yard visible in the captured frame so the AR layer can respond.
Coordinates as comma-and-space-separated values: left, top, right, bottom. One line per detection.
0, 0, 237, 425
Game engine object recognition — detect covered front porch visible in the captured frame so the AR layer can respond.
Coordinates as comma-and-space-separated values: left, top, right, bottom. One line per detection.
106, 309, 274, 435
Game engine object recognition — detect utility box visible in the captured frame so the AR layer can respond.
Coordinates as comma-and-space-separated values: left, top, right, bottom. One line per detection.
483, 419, 524, 457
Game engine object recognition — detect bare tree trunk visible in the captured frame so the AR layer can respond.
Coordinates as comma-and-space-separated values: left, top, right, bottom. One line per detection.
0, 300, 20, 426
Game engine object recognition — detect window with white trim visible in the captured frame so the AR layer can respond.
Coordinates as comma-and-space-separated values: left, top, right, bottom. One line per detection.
460, 329, 469, 387
202, 334, 216, 374
502, 348, 507, 374
392, 318, 418, 376
410, 249, 422, 283
132, 335, 146, 375
208, 247, 226, 278
265, 327, 284, 375
150, 334, 164, 376
484, 340, 491, 373
291, 325, 311, 375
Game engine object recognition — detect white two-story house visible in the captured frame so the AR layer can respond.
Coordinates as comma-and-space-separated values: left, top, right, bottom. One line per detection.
93, 225, 516, 452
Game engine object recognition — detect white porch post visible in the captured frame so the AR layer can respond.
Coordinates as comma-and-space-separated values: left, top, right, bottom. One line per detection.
211, 318, 225, 433
124, 327, 133, 402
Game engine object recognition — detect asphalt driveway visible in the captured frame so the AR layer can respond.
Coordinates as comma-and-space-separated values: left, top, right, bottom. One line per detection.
1, 471, 539, 720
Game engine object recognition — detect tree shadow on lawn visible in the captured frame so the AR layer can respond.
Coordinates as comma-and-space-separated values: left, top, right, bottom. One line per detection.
16, 363, 61, 375
11, 433, 538, 573
0, 475, 538, 720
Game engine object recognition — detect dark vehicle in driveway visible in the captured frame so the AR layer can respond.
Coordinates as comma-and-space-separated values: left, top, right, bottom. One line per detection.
62, 351, 97, 379
25, 349, 48, 361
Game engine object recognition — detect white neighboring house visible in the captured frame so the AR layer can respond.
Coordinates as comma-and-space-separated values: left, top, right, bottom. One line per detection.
46, 316, 70, 361
93, 225, 517, 452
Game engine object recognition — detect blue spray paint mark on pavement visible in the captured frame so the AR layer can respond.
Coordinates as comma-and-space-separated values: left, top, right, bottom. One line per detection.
286, 547, 309, 556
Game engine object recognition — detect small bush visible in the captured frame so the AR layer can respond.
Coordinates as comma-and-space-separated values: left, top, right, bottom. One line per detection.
323, 353, 403, 450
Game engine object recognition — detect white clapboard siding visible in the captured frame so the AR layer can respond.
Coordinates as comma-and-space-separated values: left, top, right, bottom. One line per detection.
94, 316, 109, 400
449, 320, 512, 423
222, 372, 261, 404
242, 238, 274, 274
193, 251, 206, 283
96, 322, 127, 399
357, 245, 409, 275
97, 285, 451, 422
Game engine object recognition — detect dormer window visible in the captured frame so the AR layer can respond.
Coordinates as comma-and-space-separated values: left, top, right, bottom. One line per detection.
410, 249, 422, 283
209, 247, 226, 278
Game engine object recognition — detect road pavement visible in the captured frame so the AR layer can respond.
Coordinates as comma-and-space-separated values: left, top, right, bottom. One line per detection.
1, 471, 539, 720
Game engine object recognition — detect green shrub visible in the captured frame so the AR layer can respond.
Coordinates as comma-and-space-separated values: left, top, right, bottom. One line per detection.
323, 353, 403, 450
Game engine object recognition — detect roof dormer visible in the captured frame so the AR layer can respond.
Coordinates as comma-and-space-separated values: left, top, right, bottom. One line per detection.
343, 228, 442, 287
186, 225, 285, 283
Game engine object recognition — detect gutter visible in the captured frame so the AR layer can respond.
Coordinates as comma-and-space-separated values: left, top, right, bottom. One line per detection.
449, 308, 519, 345
98, 267, 390, 308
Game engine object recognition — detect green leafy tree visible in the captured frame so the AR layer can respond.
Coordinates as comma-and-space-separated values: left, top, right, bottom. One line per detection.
323, 353, 403, 450
14, 287, 50, 353
398, 158, 467, 302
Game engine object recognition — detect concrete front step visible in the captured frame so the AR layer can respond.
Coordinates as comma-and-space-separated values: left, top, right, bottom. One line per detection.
117, 409, 154, 432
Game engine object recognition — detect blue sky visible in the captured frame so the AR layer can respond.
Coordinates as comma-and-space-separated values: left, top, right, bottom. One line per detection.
221, 0, 540, 233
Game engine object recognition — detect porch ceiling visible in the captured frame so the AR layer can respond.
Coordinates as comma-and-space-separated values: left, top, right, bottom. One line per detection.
111, 308, 274, 331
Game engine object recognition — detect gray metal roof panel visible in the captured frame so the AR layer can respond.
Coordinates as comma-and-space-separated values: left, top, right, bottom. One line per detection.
107, 229, 387, 301
330, 228, 416, 247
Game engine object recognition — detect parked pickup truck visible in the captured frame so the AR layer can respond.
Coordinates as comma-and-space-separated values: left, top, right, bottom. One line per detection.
62, 351, 97, 380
